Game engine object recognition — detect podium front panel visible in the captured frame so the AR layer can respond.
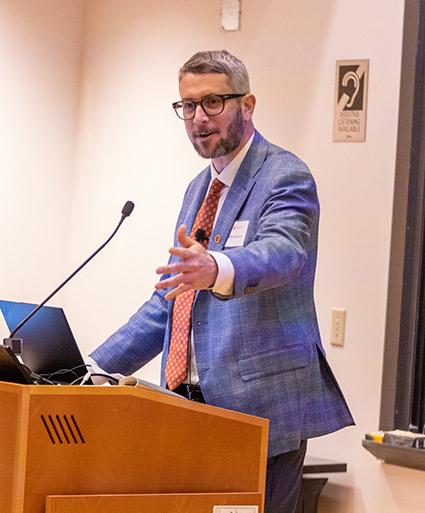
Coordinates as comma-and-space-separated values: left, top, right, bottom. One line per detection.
0, 383, 268, 513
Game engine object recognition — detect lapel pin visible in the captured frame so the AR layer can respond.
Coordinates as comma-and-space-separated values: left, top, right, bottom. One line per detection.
214, 233, 222, 244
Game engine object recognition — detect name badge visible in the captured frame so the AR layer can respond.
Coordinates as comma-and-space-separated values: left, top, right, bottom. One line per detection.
225, 220, 249, 247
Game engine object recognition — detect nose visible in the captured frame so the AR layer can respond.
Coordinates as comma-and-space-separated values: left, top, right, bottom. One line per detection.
192, 103, 210, 124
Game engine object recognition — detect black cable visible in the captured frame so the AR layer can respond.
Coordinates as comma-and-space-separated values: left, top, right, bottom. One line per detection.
41, 364, 92, 381
20, 362, 119, 386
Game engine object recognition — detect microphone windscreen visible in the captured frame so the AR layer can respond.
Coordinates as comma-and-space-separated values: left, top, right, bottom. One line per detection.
122, 201, 135, 218
195, 228, 206, 242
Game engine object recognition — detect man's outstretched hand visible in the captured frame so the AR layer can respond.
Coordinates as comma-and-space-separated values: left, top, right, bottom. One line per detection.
155, 224, 218, 300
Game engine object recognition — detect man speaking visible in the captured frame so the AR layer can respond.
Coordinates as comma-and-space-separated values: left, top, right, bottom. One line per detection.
91, 50, 354, 513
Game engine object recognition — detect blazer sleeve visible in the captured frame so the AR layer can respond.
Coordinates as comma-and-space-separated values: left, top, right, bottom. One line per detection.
89, 287, 168, 376
222, 151, 319, 299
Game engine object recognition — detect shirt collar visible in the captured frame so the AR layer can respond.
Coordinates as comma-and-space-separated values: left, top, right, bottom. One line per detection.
210, 132, 255, 187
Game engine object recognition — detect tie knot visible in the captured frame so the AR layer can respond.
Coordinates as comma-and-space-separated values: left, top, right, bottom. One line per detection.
209, 178, 225, 196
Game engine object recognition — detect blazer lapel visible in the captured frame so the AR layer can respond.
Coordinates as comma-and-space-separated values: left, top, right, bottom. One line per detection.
178, 167, 211, 240
208, 131, 269, 251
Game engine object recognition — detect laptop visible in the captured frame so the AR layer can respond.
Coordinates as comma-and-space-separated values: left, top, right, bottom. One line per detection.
0, 300, 89, 384
0, 345, 34, 384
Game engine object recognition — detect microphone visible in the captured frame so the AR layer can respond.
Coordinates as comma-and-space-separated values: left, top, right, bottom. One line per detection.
121, 200, 134, 218
194, 228, 209, 243
3, 201, 135, 353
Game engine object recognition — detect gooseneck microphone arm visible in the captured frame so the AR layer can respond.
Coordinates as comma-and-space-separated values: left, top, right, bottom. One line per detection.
7, 201, 135, 340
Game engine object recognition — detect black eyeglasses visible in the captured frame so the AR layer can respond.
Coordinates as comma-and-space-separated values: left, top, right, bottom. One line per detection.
172, 93, 247, 120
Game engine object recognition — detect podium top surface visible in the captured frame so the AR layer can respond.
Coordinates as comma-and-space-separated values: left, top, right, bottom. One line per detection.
0, 380, 269, 427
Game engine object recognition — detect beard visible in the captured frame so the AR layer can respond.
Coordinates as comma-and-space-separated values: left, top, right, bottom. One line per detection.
190, 108, 244, 159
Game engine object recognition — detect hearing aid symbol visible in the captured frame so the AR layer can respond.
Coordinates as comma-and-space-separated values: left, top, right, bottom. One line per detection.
338, 63, 366, 111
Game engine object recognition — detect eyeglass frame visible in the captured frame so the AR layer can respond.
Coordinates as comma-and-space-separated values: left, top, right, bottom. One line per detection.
172, 93, 247, 120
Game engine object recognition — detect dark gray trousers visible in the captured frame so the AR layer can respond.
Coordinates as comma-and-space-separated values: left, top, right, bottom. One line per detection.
265, 440, 307, 513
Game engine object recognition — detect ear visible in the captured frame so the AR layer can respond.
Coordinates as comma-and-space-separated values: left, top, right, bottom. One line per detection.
241, 93, 256, 121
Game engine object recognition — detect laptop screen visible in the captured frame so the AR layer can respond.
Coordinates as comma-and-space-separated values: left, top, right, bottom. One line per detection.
0, 300, 88, 384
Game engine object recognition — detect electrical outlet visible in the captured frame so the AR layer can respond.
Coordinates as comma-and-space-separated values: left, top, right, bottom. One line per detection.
331, 308, 346, 346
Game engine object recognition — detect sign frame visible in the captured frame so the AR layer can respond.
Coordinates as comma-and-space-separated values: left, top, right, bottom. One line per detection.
333, 59, 369, 142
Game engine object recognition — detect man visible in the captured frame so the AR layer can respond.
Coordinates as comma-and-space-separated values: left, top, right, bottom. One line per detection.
91, 50, 354, 513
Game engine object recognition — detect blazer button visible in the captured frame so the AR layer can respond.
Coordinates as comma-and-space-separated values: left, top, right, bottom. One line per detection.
214, 233, 221, 244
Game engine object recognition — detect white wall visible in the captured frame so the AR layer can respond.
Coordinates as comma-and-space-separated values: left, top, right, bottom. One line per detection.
0, 0, 84, 304
2, 1, 424, 512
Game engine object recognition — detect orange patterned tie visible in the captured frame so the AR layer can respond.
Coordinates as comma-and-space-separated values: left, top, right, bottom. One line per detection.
165, 178, 225, 390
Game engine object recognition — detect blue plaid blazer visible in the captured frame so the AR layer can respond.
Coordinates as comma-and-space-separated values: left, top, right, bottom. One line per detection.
91, 131, 354, 457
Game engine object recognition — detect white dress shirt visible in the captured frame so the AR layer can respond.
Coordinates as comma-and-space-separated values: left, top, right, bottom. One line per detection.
187, 132, 254, 383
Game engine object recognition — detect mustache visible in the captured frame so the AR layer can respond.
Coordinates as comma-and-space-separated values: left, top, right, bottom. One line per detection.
192, 128, 220, 137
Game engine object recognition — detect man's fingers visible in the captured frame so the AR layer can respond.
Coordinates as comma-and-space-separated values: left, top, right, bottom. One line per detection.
169, 246, 192, 259
156, 262, 179, 276
155, 273, 184, 290
155, 269, 198, 290
155, 224, 212, 300
177, 224, 194, 248
164, 282, 193, 300
156, 254, 196, 275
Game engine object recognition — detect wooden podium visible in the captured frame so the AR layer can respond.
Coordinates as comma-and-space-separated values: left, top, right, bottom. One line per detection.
0, 381, 268, 513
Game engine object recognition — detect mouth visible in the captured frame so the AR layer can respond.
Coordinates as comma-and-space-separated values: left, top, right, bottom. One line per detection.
194, 130, 219, 140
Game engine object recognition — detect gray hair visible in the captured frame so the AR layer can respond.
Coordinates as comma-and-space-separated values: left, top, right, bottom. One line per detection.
178, 50, 250, 93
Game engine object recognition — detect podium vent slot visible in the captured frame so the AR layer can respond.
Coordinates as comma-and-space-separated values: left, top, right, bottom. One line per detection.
40, 414, 86, 445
